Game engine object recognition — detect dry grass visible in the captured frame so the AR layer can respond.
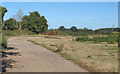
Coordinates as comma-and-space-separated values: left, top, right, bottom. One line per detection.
29, 36, 118, 72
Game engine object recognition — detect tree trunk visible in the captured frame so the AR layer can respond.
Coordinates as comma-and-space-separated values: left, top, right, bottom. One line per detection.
19, 22, 22, 30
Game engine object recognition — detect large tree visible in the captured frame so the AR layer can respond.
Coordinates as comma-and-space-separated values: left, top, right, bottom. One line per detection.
22, 11, 48, 34
4, 18, 17, 30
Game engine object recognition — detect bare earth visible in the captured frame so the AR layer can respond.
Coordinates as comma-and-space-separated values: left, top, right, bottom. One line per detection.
7, 37, 88, 72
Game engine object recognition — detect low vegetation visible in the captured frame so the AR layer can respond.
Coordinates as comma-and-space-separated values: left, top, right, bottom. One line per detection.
3, 30, 35, 36
75, 34, 118, 44
29, 36, 118, 72
0, 34, 7, 49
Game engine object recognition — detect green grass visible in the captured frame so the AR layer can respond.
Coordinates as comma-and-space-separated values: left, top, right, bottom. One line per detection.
28, 40, 54, 52
106, 48, 118, 50
3, 30, 35, 36
0, 34, 7, 50
75, 34, 118, 44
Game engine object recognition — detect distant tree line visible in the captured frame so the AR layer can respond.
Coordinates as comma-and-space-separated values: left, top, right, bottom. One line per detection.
44, 25, 119, 36
1, 6, 119, 35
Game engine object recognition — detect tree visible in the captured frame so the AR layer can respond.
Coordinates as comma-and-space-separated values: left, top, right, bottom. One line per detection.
0, 6, 7, 23
4, 18, 17, 30
58, 26, 66, 31
22, 11, 48, 34
70, 26, 78, 32
14, 9, 24, 30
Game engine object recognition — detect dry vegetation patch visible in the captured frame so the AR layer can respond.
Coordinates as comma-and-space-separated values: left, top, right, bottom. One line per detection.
29, 36, 118, 72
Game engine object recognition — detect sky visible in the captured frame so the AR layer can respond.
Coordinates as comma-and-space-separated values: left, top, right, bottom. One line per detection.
2, 2, 118, 30
1, 0, 120, 2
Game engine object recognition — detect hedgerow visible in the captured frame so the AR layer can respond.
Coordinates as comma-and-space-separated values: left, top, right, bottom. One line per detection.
75, 34, 118, 44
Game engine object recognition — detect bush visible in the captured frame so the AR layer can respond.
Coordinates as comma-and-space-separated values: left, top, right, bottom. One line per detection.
92, 37, 107, 43
106, 34, 118, 44
0, 34, 7, 49
75, 34, 118, 44
43, 30, 59, 35
55, 43, 64, 52
76, 36, 90, 42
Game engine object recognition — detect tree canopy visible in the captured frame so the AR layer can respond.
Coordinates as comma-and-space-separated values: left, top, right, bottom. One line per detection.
0, 6, 7, 22
22, 11, 48, 33
70, 26, 78, 32
58, 26, 66, 31
4, 18, 17, 30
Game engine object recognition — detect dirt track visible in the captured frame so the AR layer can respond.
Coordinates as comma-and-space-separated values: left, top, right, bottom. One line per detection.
7, 37, 88, 72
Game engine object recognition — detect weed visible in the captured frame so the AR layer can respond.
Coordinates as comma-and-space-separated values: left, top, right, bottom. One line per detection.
72, 49, 77, 52
55, 43, 64, 53
87, 55, 92, 58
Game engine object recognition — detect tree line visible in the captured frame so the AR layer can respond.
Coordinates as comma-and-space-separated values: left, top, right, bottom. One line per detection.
1, 6, 119, 35
2, 8, 48, 34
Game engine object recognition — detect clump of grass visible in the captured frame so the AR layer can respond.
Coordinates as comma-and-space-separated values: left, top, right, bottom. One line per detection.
87, 55, 92, 58
60, 53, 73, 60
72, 49, 77, 52
55, 43, 64, 53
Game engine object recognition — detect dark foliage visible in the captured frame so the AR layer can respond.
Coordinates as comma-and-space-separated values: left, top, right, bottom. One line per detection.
75, 34, 118, 44
22, 11, 48, 34
4, 18, 17, 30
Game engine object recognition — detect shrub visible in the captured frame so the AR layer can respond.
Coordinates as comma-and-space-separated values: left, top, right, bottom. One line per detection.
75, 34, 118, 44
76, 36, 90, 42
55, 43, 64, 52
43, 30, 59, 35
92, 37, 107, 43
106, 34, 118, 44
0, 34, 7, 49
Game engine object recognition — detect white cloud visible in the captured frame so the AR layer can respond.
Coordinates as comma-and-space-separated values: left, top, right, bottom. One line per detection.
1, 0, 120, 2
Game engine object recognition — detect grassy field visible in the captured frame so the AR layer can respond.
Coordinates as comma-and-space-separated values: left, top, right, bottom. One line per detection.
28, 35, 118, 72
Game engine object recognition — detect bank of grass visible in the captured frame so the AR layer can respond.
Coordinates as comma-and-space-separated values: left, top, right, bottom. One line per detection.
1, 30, 36, 50
28, 36, 118, 72
3, 30, 35, 36
0, 34, 7, 50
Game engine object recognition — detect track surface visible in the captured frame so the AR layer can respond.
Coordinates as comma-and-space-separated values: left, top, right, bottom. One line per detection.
7, 37, 88, 72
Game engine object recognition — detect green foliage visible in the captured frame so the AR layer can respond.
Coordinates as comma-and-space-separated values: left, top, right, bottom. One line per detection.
70, 26, 78, 32
4, 18, 17, 30
0, 6, 7, 22
56, 26, 95, 36
75, 34, 118, 44
95, 28, 119, 34
92, 37, 107, 43
58, 26, 66, 31
106, 34, 118, 44
0, 34, 7, 49
2, 34, 7, 48
76, 36, 90, 42
22, 11, 48, 34
3, 10, 48, 34
3, 30, 35, 36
